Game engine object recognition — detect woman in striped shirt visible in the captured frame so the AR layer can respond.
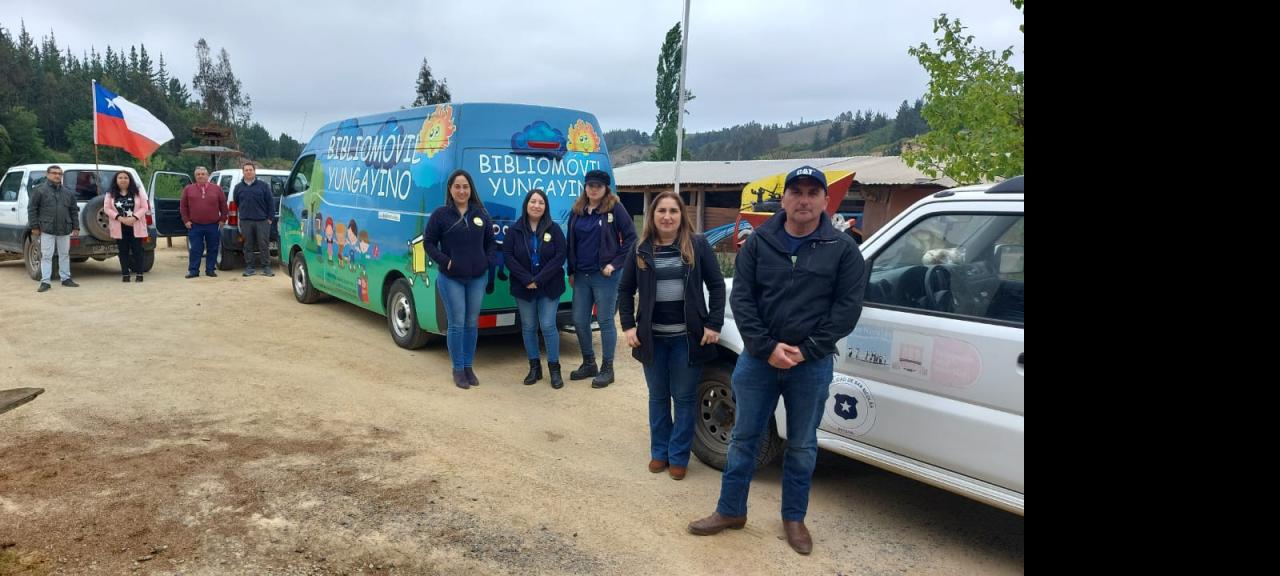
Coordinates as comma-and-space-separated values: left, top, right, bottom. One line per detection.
618, 192, 726, 480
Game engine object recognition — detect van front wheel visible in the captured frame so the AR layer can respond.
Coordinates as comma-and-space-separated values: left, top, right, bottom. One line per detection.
291, 252, 323, 304
386, 278, 432, 349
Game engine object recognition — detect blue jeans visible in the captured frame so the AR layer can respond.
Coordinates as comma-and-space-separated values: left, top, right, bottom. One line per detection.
188, 223, 220, 274
643, 334, 701, 467
437, 274, 486, 371
716, 353, 834, 521
572, 271, 619, 361
517, 295, 560, 363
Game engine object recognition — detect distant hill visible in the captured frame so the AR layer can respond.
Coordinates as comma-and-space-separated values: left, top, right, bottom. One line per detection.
607, 101, 927, 166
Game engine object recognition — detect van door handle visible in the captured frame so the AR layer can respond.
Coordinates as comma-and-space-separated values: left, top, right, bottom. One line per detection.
1017, 353, 1024, 367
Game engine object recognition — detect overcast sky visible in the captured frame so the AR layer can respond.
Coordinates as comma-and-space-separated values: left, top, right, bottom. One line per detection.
4, 0, 1023, 141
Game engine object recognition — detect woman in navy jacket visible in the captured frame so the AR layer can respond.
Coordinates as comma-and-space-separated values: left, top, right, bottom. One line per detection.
424, 169, 495, 389
502, 188, 568, 388
566, 169, 637, 389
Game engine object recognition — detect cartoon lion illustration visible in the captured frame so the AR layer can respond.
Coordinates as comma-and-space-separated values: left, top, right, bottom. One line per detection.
417, 105, 457, 159
567, 119, 600, 154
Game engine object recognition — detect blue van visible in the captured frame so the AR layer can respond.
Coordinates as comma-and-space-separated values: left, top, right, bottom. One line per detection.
278, 103, 611, 348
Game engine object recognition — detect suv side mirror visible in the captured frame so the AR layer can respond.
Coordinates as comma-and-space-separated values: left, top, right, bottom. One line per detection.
995, 244, 1024, 275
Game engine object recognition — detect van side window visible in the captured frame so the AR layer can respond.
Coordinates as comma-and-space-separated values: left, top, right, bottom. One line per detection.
865, 213, 1024, 325
0, 172, 22, 202
288, 155, 315, 196
219, 175, 232, 195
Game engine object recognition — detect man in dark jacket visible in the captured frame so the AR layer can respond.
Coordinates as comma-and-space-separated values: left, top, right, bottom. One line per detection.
688, 166, 867, 555
234, 162, 275, 276
28, 165, 81, 292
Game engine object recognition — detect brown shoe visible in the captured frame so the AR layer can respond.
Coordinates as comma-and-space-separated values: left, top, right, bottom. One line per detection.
648, 459, 668, 473
668, 465, 687, 480
782, 520, 812, 555
687, 512, 747, 535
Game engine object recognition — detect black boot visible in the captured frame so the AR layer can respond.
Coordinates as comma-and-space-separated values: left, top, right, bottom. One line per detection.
570, 356, 598, 380
591, 360, 615, 388
523, 359, 542, 385
549, 362, 564, 389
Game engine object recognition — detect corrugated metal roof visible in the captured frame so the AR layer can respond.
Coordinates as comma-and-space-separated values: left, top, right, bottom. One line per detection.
614, 156, 958, 188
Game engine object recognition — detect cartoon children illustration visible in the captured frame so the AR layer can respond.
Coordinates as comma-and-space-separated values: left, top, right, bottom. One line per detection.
324, 217, 336, 262
357, 269, 370, 303
357, 230, 372, 262
313, 211, 324, 252
343, 219, 360, 267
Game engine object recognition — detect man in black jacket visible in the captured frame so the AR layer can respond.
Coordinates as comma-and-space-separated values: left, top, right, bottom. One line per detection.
29, 165, 81, 292
688, 166, 867, 555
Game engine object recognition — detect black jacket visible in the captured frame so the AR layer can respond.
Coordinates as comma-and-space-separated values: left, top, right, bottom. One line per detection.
618, 233, 726, 366
28, 181, 80, 235
731, 211, 867, 362
502, 216, 568, 301
424, 204, 496, 280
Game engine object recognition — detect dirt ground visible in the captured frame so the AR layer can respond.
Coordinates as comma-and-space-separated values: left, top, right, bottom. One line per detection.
0, 241, 1023, 575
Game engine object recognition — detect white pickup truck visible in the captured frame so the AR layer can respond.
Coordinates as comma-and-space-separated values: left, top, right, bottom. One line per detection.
693, 177, 1024, 515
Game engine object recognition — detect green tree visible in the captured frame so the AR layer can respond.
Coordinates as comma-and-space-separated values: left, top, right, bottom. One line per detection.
411, 58, 451, 106
650, 22, 694, 161
192, 38, 251, 126
828, 122, 844, 145
905, 1, 1023, 183
166, 77, 191, 107
239, 122, 276, 159
64, 119, 94, 161
0, 106, 47, 166
278, 132, 303, 160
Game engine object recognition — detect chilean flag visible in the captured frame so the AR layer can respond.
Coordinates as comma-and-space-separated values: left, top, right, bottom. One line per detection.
93, 80, 174, 160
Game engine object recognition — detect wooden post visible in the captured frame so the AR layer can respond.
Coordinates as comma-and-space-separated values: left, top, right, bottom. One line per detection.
695, 189, 705, 231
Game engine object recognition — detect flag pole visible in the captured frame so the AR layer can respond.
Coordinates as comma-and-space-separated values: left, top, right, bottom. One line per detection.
92, 80, 101, 177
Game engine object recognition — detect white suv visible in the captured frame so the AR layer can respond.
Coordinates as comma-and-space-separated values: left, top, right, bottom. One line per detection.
694, 176, 1024, 515
0, 163, 158, 279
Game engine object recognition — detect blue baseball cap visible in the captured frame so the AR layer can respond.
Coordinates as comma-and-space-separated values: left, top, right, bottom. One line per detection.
784, 165, 827, 192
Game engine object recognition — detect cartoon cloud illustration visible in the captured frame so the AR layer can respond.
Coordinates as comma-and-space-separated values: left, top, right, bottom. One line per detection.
511, 120, 567, 158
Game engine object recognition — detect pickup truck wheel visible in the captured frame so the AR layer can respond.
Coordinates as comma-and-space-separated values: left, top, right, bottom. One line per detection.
691, 362, 784, 470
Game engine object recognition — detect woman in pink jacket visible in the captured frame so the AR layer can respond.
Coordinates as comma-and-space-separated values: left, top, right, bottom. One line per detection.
103, 171, 151, 283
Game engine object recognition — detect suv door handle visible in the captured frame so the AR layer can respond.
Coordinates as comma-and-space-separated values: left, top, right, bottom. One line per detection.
1017, 353, 1024, 367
